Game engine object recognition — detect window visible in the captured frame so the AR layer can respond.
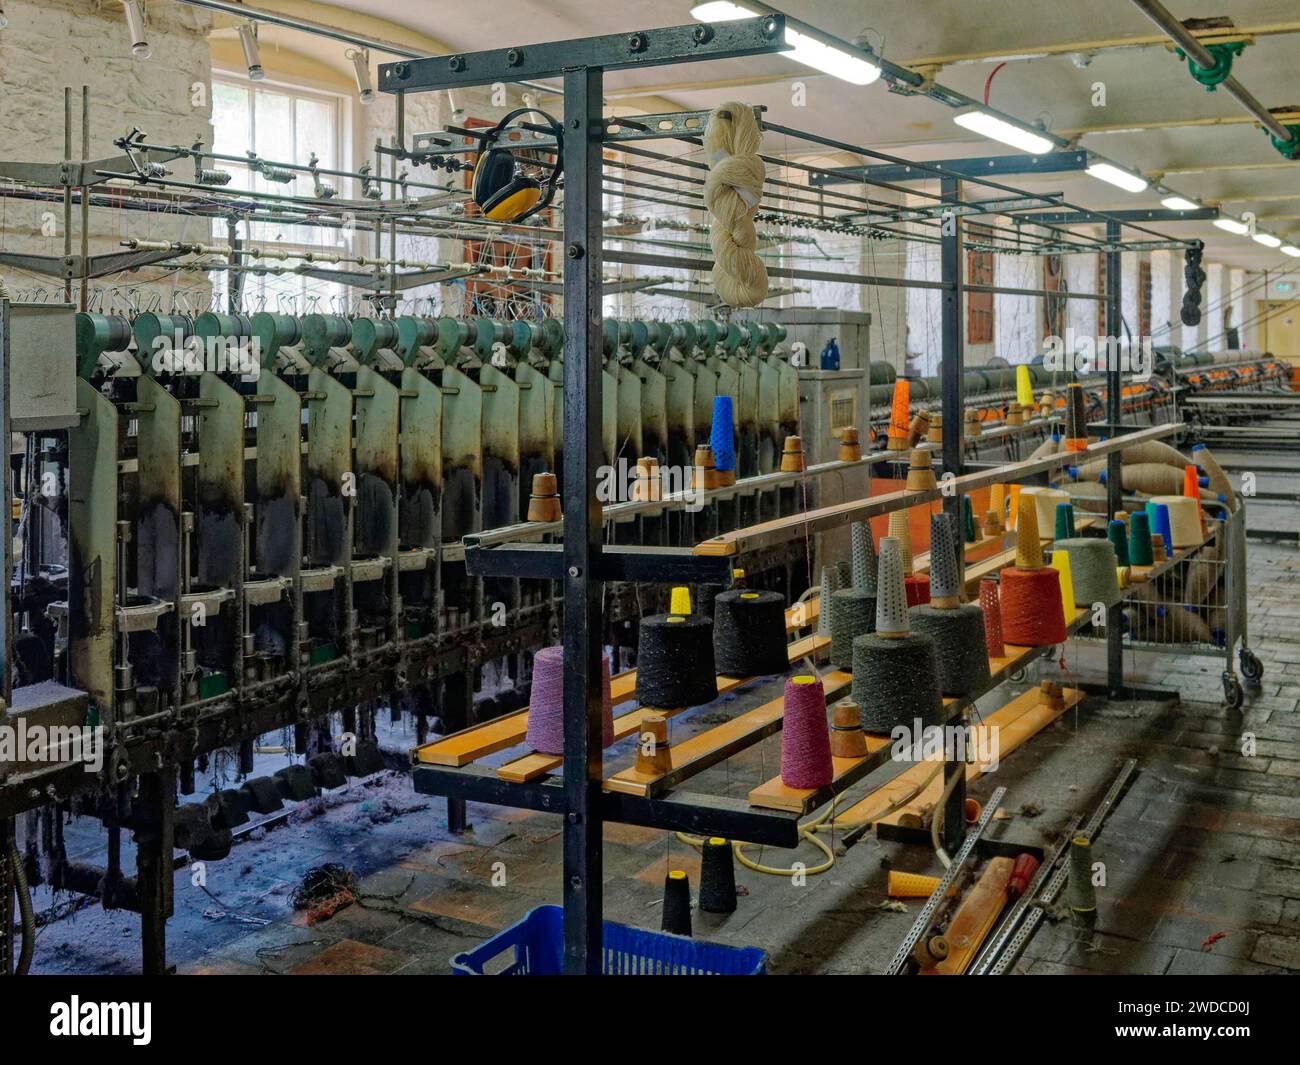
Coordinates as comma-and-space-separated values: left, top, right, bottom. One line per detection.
208, 75, 349, 312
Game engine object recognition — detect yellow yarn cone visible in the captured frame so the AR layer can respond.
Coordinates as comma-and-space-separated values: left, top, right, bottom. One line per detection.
989, 482, 1006, 524
670, 586, 692, 615
1051, 548, 1076, 620
1014, 492, 1043, 570
887, 870, 958, 899
1016, 364, 1034, 408
1008, 483, 1022, 531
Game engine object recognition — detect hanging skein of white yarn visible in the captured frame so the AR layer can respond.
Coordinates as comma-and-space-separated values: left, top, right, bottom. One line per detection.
703, 102, 768, 307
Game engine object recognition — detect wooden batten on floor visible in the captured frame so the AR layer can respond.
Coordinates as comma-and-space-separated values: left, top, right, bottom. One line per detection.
920, 857, 1014, 975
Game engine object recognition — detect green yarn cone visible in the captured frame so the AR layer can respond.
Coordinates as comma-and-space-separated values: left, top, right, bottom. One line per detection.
1054, 501, 1075, 541
1128, 510, 1154, 566
1108, 519, 1130, 567
962, 495, 977, 543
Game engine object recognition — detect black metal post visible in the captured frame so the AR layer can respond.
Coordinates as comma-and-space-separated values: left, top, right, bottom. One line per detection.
560, 64, 605, 975
939, 175, 966, 855
1104, 221, 1124, 696
135, 770, 175, 975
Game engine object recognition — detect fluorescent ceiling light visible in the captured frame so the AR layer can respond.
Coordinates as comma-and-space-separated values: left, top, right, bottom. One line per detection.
690, 2, 881, 85
1086, 162, 1148, 193
1282, 245, 1300, 257
690, 1, 752, 19
1160, 195, 1198, 211
953, 110, 1055, 155
1213, 217, 1250, 235
1253, 232, 1282, 247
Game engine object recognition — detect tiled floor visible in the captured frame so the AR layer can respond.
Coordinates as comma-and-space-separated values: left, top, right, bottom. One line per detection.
27, 539, 1300, 975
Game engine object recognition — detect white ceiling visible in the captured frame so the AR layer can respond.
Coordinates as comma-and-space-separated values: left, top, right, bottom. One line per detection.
333, 0, 1300, 270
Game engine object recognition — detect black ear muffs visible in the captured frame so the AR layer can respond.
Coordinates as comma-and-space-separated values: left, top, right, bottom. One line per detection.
469, 107, 562, 224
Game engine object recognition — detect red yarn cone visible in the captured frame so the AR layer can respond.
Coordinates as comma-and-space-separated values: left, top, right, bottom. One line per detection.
780, 675, 833, 789
525, 646, 615, 754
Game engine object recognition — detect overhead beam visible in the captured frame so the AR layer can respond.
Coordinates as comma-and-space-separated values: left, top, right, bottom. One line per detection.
811, 150, 1088, 186
1021, 207, 1219, 224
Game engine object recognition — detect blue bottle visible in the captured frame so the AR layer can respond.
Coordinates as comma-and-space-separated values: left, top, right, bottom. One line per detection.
819, 337, 840, 371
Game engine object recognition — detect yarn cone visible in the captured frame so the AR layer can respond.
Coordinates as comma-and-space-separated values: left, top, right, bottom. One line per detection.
1108, 519, 1130, 567
1129, 510, 1154, 566
662, 870, 693, 936
1051, 549, 1076, 622
1054, 501, 1076, 541
887, 378, 910, 451
1000, 492, 1067, 646
1183, 463, 1205, 532
709, 395, 736, 480
875, 536, 909, 636
928, 512, 961, 606
699, 838, 737, 915
1015, 363, 1034, 408
989, 482, 1006, 526
887, 507, 929, 606
1014, 491, 1045, 570
780, 675, 833, 789
525, 646, 614, 754
963, 494, 978, 543
670, 586, 692, 615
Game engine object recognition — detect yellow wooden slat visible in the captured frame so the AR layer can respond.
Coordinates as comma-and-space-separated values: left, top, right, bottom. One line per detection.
921, 857, 1013, 975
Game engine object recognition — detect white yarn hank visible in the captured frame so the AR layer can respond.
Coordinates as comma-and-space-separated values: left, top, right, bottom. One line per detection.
703, 102, 769, 307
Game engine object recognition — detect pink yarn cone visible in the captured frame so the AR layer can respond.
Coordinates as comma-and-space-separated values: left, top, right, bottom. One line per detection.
525, 646, 615, 755
979, 577, 1005, 659
780, 675, 833, 789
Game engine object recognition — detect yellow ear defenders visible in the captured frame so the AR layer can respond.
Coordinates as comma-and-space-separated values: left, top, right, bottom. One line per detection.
470, 107, 563, 224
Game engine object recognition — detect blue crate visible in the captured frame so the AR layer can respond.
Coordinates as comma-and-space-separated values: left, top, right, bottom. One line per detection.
451, 905, 767, 975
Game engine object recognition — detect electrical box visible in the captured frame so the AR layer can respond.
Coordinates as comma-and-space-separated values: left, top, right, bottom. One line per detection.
4, 302, 79, 431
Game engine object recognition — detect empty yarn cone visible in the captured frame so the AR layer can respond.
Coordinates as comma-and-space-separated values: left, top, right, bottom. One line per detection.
989, 482, 1006, 524
662, 869, 693, 936
780, 434, 805, 472
906, 411, 930, 448
874, 536, 910, 637
1014, 492, 1045, 570
887, 378, 910, 451
838, 426, 861, 461
692, 443, 716, 489
830, 699, 868, 758
632, 456, 661, 501
780, 675, 833, 789
1015, 363, 1034, 408
979, 576, 1005, 658
887, 509, 914, 575
526, 472, 561, 522
926, 413, 943, 444
1151, 532, 1167, 563
1006, 402, 1025, 427
670, 586, 692, 615
927, 512, 961, 606
1050, 549, 1076, 622
965, 407, 983, 437
906, 447, 937, 491
699, 837, 737, 915
850, 521, 878, 593
526, 645, 614, 753
1007, 483, 1021, 530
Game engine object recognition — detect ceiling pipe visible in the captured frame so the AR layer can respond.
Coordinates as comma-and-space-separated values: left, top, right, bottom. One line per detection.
171, 0, 562, 96
1128, 0, 1293, 144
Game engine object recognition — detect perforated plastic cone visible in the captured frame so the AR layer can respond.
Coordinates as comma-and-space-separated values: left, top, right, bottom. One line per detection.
1015, 492, 1044, 569
670, 586, 692, 615
888, 870, 957, 899
928, 512, 960, 603
887, 508, 914, 576
850, 521, 877, 593
875, 536, 910, 636
1051, 548, 1076, 620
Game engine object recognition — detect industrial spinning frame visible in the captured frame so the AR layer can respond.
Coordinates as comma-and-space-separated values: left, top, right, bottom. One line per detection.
0, 15, 1245, 978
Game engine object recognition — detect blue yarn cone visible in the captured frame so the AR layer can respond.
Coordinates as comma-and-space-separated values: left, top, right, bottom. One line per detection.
1145, 501, 1173, 554
710, 395, 736, 473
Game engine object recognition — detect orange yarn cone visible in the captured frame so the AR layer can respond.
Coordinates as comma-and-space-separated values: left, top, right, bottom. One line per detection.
887, 378, 910, 452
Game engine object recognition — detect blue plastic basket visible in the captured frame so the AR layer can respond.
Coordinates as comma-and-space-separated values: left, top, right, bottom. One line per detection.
451, 905, 767, 975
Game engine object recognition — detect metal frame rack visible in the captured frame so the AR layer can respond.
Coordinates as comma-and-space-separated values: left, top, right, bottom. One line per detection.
375, 15, 1208, 973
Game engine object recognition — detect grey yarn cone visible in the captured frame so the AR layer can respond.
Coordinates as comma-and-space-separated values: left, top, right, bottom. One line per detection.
928, 513, 961, 601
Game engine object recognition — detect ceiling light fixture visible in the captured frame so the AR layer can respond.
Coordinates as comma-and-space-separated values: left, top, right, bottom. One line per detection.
954, 109, 1055, 155
689, 2, 880, 85
1086, 161, 1148, 193
238, 22, 265, 81
1160, 195, 1198, 211
1253, 232, 1282, 248
1213, 217, 1250, 235
1281, 245, 1300, 258
347, 48, 375, 106
122, 0, 150, 59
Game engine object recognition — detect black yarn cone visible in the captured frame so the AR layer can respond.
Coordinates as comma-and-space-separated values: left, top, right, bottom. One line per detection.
699, 837, 737, 915
636, 613, 717, 708
662, 870, 693, 935
713, 589, 788, 676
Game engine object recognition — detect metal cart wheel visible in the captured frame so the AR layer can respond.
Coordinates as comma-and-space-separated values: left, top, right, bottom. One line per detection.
1239, 649, 1264, 686
1221, 672, 1244, 712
